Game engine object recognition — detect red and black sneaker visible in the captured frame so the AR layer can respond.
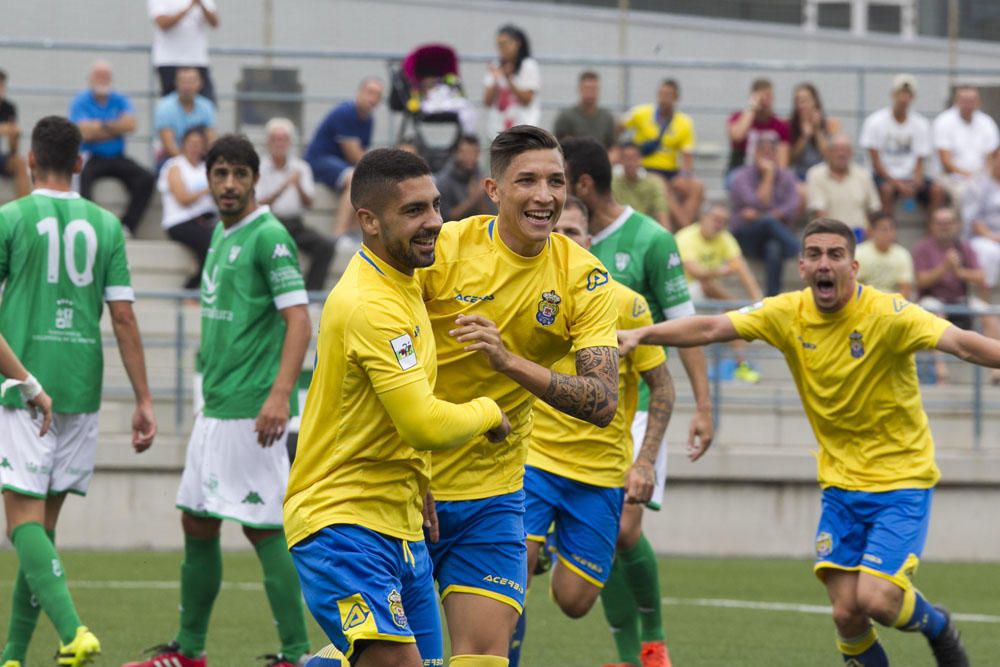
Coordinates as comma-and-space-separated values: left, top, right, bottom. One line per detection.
120, 641, 206, 667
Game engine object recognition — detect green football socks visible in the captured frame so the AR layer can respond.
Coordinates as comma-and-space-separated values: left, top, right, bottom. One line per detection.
175, 533, 223, 658
254, 532, 310, 662
9, 522, 79, 645
620, 534, 666, 642
600, 556, 641, 666
1, 528, 55, 662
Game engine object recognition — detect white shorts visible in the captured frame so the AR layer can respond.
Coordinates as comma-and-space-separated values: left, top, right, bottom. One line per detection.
176, 415, 290, 528
630, 411, 668, 510
0, 407, 99, 498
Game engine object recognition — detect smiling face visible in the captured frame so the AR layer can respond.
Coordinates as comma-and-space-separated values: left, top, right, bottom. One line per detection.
486, 148, 566, 257
208, 158, 258, 223
359, 175, 442, 274
799, 232, 859, 313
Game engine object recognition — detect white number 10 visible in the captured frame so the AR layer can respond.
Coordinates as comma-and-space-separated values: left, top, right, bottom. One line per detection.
36, 217, 98, 286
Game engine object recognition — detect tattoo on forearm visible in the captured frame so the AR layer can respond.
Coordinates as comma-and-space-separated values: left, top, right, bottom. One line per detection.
637, 363, 675, 464
541, 346, 619, 427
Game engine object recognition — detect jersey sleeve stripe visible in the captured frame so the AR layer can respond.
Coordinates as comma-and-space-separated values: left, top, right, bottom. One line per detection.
274, 289, 309, 310
104, 286, 135, 302
663, 301, 696, 320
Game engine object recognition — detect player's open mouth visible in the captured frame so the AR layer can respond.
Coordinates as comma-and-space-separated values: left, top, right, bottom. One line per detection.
815, 278, 835, 298
524, 210, 554, 226
412, 235, 437, 252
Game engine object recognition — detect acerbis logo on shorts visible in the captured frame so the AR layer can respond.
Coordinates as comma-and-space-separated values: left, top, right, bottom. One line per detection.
482, 574, 524, 595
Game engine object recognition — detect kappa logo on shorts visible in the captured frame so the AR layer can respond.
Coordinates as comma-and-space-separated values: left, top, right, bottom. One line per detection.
241, 491, 265, 505
390, 333, 418, 371
387, 589, 408, 629
0, 457, 12, 470
816, 531, 833, 558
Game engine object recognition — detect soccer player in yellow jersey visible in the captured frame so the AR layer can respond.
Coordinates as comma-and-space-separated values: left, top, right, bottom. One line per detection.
619, 218, 992, 667
416, 126, 620, 667
284, 149, 510, 667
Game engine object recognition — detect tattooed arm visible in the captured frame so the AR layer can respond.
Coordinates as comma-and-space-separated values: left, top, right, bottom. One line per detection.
450, 314, 619, 427
624, 360, 675, 503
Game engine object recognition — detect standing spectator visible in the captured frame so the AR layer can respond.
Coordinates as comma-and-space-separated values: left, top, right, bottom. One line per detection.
482, 25, 541, 136
258, 118, 334, 293
727, 78, 791, 175
158, 126, 216, 289
806, 134, 880, 234
0, 70, 30, 200
434, 134, 494, 221
962, 157, 1000, 291
154, 67, 217, 166
859, 74, 943, 214
856, 213, 914, 298
552, 70, 617, 149
70, 60, 156, 236
148, 0, 219, 102
305, 77, 384, 237
729, 135, 800, 296
611, 142, 669, 229
934, 85, 1000, 210
789, 83, 841, 181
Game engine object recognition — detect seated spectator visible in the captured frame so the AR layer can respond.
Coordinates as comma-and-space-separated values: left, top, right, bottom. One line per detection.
154, 67, 217, 167
856, 213, 914, 298
729, 135, 800, 296
257, 117, 334, 293
806, 134, 879, 235
611, 142, 669, 229
789, 83, 841, 181
622, 79, 704, 228
0, 69, 30, 200
434, 134, 494, 221
70, 60, 156, 236
305, 76, 384, 237
553, 70, 617, 149
727, 78, 790, 175
963, 156, 1000, 292
149, 0, 219, 103
158, 126, 216, 289
675, 202, 763, 383
934, 85, 1000, 211
482, 24, 541, 136
859, 74, 943, 214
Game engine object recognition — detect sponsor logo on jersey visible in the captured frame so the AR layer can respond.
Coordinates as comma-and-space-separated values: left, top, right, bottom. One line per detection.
798, 336, 816, 350
272, 243, 293, 259
615, 252, 631, 271
0, 457, 12, 469
737, 301, 764, 314
893, 298, 911, 313
202, 266, 220, 304
849, 330, 865, 359
229, 245, 242, 263
55, 300, 74, 330
667, 252, 681, 269
387, 589, 408, 629
241, 491, 265, 505
454, 292, 495, 303
482, 574, 525, 595
815, 531, 833, 558
413, 325, 420, 338
536, 290, 561, 326
390, 333, 418, 370
586, 268, 609, 291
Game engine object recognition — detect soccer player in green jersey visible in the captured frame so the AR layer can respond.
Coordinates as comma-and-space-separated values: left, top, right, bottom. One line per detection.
561, 138, 713, 667
124, 135, 311, 667
0, 116, 157, 667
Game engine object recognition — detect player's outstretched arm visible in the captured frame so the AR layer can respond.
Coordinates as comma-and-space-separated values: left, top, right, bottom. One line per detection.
936, 324, 1000, 367
625, 361, 675, 504
256, 304, 311, 448
109, 301, 157, 452
379, 380, 508, 451
618, 314, 739, 356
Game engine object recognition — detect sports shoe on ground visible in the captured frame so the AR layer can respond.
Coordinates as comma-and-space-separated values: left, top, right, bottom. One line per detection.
733, 361, 761, 384
639, 640, 672, 667
56, 626, 101, 666
928, 606, 970, 667
258, 653, 310, 667
121, 641, 206, 667
2, 660, 23, 667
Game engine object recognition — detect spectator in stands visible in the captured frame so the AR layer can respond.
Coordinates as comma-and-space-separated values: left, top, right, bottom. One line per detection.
622, 79, 704, 229
856, 213, 914, 298
158, 126, 216, 289
963, 156, 1000, 293
727, 78, 790, 176
482, 25, 541, 136
729, 135, 800, 296
257, 117, 334, 293
553, 70, 617, 149
70, 60, 156, 236
305, 76, 384, 237
789, 83, 841, 181
934, 85, 1000, 211
154, 67, 217, 167
0, 69, 30, 200
859, 74, 943, 215
675, 201, 763, 383
806, 134, 880, 235
149, 0, 219, 102
611, 142, 669, 229
434, 134, 495, 222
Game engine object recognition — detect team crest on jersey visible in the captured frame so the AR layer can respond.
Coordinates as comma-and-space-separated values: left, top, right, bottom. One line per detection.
272, 243, 292, 259
615, 252, 631, 271
815, 531, 833, 558
202, 266, 220, 304
228, 245, 242, 263
387, 589, 408, 629
390, 333, 417, 370
849, 330, 865, 359
536, 291, 562, 326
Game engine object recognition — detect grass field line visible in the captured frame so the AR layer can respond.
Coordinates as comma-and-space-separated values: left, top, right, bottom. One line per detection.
661, 596, 1000, 624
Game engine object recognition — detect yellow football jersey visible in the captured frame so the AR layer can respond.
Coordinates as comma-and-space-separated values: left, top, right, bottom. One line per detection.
622, 104, 696, 172
528, 281, 666, 487
674, 223, 743, 283
417, 216, 619, 500
727, 285, 951, 492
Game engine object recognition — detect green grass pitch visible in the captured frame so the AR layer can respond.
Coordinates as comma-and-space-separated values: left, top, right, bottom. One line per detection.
1, 551, 997, 665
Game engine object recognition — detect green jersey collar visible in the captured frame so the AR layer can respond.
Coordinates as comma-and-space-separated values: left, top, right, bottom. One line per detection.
591, 205, 634, 245
223, 205, 270, 237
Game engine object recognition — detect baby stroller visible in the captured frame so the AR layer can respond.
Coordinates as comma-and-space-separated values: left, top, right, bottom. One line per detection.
389, 43, 477, 171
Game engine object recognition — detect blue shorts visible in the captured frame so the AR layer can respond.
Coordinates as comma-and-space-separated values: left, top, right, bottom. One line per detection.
291, 524, 443, 665
523, 466, 623, 587
813, 487, 933, 589
427, 490, 527, 613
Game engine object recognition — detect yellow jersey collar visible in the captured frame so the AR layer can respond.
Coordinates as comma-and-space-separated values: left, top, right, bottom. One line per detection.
488, 217, 550, 268
358, 243, 416, 285
804, 283, 864, 322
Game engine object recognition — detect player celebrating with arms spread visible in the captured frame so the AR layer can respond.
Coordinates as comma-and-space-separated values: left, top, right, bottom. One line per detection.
1, 116, 156, 667
286, 148, 510, 667
619, 218, 978, 667
417, 126, 619, 667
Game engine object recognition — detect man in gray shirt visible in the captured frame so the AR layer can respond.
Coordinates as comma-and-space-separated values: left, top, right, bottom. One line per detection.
435, 134, 495, 221
553, 70, 617, 149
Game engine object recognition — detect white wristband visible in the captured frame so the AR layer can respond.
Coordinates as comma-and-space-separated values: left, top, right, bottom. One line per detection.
0, 374, 43, 401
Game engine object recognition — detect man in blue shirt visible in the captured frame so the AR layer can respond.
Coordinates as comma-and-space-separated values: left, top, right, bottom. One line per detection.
305, 76, 383, 236
154, 67, 217, 168
69, 60, 156, 234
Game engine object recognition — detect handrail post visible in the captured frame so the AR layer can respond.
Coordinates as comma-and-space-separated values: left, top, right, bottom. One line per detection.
175, 301, 185, 433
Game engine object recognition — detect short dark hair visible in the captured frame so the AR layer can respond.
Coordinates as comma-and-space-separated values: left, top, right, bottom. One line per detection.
870, 211, 895, 228
563, 195, 590, 222
802, 218, 856, 257
181, 124, 208, 144
497, 25, 531, 74
31, 116, 81, 178
0, 69, 7, 84
751, 78, 772, 92
560, 136, 612, 195
206, 134, 260, 176
579, 70, 599, 83
490, 125, 561, 179
661, 78, 679, 94
351, 148, 432, 215
458, 134, 480, 148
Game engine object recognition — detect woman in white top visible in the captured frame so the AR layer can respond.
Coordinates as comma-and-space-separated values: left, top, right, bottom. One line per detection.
158, 125, 216, 288
482, 25, 541, 136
